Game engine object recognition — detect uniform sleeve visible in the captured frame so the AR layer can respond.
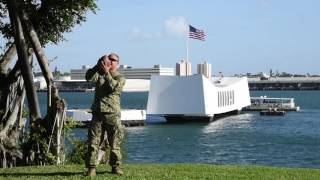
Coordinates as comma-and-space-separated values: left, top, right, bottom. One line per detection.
85, 65, 100, 83
103, 73, 126, 93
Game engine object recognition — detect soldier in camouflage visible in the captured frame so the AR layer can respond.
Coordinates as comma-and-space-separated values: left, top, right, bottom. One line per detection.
85, 53, 126, 176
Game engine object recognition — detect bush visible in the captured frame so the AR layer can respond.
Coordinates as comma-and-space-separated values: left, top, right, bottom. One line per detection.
66, 139, 87, 164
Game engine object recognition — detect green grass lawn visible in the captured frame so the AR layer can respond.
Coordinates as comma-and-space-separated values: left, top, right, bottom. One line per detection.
0, 164, 319, 180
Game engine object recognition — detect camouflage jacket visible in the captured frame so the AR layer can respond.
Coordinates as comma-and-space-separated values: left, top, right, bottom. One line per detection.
85, 65, 126, 114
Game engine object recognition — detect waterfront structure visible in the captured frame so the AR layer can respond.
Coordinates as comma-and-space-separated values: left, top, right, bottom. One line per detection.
176, 60, 192, 76
70, 65, 91, 80
67, 109, 146, 127
57, 75, 71, 81
118, 64, 174, 79
53, 79, 92, 91
45, 75, 320, 92
197, 61, 212, 78
122, 79, 150, 92
69, 64, 174, 80
147, 75, 251, 121
54, 79, 150, 92
48, 64, 320, 91
34, 75, 46, 89
248, 77, 320, 90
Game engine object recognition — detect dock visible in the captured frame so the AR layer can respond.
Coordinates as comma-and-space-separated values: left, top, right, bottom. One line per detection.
67, 109, 146, 127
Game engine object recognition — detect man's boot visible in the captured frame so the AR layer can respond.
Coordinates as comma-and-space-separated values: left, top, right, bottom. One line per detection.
85, 167, 96, 177
111, 166, 123, 175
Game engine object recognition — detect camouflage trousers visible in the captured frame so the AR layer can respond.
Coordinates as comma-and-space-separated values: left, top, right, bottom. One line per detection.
86, 112, 124, 168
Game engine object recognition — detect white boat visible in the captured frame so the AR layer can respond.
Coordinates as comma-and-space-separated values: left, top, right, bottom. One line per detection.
245, 96, 300, 111
146, 75, 251, 121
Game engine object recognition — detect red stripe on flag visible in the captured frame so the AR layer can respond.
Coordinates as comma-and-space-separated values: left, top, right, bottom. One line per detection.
189, 25, 206, 41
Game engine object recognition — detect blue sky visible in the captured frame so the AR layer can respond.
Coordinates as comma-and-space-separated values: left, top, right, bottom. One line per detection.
6, 0, 320, 75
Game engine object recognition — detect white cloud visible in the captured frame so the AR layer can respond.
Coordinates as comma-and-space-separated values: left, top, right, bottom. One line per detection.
129, 27, 162, 41
128, 16, 188, 41
164, 16, 188, 37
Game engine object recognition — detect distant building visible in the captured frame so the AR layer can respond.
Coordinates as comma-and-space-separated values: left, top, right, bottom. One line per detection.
69, 64, 174, 80
54, 64, 173, 91
70, 65, 91, 80
34, 75, 46, 90
197, 61, 212, 78
259, 72, 270, 80
118, 64, 174, 79
176, 60, 192, 76
57, 75, 71, 81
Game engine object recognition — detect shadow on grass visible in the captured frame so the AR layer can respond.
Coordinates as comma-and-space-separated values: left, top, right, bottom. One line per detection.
2, 170, 109, 177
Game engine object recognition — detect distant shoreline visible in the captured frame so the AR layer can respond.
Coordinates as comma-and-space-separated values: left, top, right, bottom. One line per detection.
36, 88, 320, 92
35, 76, 320, 92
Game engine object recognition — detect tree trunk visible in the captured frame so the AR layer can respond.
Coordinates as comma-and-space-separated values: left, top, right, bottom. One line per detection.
18, 6, 56, 113
0, 72, 25, 168
0, 43, 16, 74
18, 1, 67, 164
7, 0, 41, 121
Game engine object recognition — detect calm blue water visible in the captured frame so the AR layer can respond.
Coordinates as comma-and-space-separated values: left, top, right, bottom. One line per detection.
38, 91, 320, 168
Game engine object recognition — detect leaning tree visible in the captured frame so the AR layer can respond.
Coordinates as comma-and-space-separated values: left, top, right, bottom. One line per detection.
0, 0, 97, 167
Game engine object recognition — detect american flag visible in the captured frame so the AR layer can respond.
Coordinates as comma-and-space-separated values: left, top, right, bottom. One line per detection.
189, 25, 206, 41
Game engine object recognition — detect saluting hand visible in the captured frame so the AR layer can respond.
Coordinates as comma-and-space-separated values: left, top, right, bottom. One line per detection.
100, 58, 111, 74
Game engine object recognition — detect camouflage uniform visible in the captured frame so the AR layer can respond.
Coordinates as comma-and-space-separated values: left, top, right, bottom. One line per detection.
85, 65, 126, 168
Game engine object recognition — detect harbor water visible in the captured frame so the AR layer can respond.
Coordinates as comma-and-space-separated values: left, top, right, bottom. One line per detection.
38, 91, 320, 168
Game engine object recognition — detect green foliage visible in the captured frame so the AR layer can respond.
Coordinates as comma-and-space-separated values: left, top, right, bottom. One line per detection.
64, 116, 83, 133
19, 116, 84, 165
0, 1, 9, 40
64, 116, 86, 164
65, 130, 128, 165
20, 119, 57, 165
1, 164, 320, 179
62, 72, 70, 76
22, 107, 29, 118
52, 71, 61, 79
51, 70, 71, 79
0, 0, 98, 45
65, 139, 87, 164
63, 117, 128, 165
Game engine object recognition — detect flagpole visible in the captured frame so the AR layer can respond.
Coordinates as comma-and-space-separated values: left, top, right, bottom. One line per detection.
187, 25, 206, 76
186, 25, 189, 76
186, 37, 189, 63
